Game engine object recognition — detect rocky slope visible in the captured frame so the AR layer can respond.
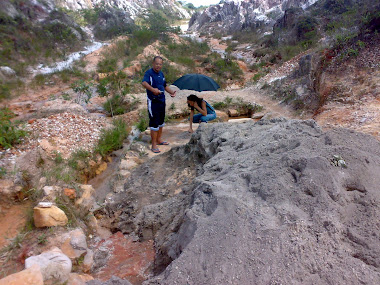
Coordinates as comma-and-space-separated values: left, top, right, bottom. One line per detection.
102, 119, 380, 284
188, 0, 318, 34
55, 0, 191, 18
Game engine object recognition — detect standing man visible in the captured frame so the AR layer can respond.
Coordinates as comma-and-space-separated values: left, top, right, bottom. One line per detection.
142, 56, 176, 153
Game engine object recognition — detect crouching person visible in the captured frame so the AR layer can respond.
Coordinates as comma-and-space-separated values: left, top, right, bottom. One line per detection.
187, 94, 216, 133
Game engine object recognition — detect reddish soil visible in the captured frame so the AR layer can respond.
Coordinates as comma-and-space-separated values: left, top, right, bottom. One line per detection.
0, 202, 30, 250
91, 232, 155, 285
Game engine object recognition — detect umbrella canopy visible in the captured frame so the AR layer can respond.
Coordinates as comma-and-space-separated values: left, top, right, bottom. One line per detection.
172, 73, 220, 92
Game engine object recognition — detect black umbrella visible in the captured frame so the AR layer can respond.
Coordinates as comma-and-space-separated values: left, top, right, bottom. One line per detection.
172, 73, 220, 92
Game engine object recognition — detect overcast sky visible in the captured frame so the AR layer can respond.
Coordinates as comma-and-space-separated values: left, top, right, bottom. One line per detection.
184, 0, 221, 7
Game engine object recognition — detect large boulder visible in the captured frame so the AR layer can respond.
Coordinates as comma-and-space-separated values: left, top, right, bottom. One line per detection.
25, 247, 72, 283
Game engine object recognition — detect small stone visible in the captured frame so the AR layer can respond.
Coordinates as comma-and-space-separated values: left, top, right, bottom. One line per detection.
118, 170, 131, 178
0, 179, 15, 197
42, 186, 61, 199
67, 273, 94, 285
119, 159, 137, 170
83, 250, 94, 273
37, 201, 53, 208
95, 162, 107, 175
89, 160, 97, 167
87, 213, 99, 233
39, 177, 47, 187
61, 228, 88, 259
228, 109, 239, 117
215, 110, 229, 122
75, 185, 95, 212
64, 188, 77, 199
251, 112, 266, 119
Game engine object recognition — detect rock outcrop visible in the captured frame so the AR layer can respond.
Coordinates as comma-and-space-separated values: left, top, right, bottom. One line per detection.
103, 119, 380, 284
188, 0, 319, 34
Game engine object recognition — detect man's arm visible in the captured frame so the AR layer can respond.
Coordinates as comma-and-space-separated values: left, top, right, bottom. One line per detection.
194, 101, 207, 116
165, 86, 176, 97
142, 81, 161, 95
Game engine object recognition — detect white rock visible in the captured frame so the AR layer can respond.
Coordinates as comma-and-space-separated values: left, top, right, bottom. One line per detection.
42, 185, 61, 199
0, 66, 16, 77
119, 159, 137, 170
25, 247, 72, 283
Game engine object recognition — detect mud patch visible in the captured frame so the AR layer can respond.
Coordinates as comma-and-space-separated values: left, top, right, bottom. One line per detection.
91, 232, 154, 284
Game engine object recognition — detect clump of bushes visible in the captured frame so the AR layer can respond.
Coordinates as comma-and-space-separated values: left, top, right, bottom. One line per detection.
95, 119, 129, 157
135, 109, 149, 132
0, 108, 27, 149
212, 96, 263, 116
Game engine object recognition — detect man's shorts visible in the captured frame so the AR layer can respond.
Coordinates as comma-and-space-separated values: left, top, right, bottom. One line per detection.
147, 99, 165, 131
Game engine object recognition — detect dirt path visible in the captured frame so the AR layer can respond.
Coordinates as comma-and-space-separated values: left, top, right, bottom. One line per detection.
0, 202, 31, 250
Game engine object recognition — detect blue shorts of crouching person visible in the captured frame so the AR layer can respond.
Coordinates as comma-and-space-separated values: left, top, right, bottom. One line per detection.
192, 100, 217, 123
192, 112, 216, 123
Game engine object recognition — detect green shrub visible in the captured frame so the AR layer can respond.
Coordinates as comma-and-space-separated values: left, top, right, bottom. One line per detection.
95, 119, 128, 157
103, 95, 127, 115
214, 58, 243, 80
97, 57, 117, 73
347, 48, 359, 57
0, 84, 11, 100
212, 101, 228, 110
136, 109, 149, 132
68, 149, 91, 170
161, 38, 210, 69
0, 108, 28, 149
133, 29, 157, 46
296, 17, 317, 40
0, 167, 6, 178
54, 151, 64, 164
71, 80, 92, 104
252, 73, 264, 82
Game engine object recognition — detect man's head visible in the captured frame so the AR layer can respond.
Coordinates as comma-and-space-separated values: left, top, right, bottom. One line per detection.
152, 56, 163, 73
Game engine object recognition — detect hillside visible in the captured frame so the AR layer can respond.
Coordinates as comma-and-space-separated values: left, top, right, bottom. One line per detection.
0, 0, 379, 284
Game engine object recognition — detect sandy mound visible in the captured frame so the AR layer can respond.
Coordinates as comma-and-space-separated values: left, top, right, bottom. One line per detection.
105, 119, 380, 285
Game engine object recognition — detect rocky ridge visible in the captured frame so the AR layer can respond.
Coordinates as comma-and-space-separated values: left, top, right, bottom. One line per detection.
188, 0, 318, 34
54, 0, 190, 19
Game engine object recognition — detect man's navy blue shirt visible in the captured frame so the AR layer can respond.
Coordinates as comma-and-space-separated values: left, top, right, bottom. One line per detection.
142, 68, 167, 102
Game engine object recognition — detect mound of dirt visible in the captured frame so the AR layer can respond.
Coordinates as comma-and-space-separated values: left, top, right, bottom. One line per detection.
106, 119, 380, 285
